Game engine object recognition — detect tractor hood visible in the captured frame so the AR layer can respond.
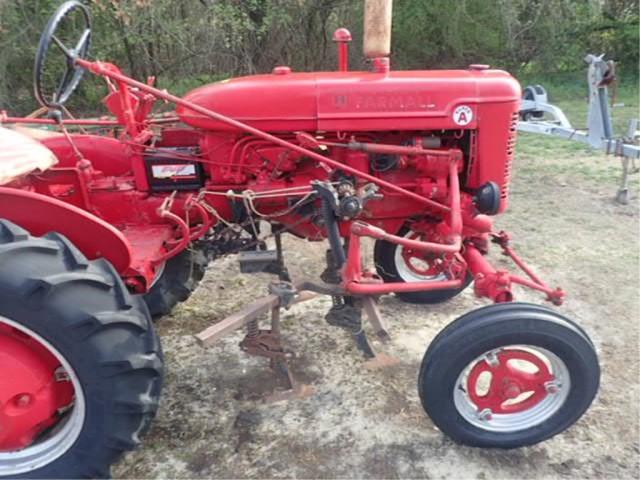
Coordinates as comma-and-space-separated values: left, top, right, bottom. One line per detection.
176, 68, 521, 133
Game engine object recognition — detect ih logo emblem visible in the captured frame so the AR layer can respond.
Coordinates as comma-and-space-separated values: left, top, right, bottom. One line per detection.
453, 105, 473, 126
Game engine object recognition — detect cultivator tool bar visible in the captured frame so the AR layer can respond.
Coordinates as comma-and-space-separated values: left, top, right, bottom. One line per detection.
196, 277, 401, 401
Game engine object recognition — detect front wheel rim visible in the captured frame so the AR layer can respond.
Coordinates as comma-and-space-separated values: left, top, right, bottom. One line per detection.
0, 316, 85, 476
453, 345, 571, 433
393, 230, 448, 283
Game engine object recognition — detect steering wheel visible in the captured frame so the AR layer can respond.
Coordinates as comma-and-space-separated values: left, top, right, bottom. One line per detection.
34, 1, 91, 109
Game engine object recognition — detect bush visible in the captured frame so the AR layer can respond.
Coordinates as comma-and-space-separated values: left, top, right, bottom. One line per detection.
0, 0, 637, 115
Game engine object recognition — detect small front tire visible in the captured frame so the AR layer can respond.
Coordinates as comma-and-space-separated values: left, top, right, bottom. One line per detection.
418, 302, 599, 448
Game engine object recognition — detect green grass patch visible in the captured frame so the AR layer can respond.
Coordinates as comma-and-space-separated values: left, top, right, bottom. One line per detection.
514, 75, 638, 190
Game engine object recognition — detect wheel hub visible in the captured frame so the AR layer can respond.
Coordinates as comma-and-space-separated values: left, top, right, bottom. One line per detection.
401, 245, 442, 277
396, 228, 452, 281
467, 349, 555, 415
502, 382, 522, 399
0, 324, 73, 451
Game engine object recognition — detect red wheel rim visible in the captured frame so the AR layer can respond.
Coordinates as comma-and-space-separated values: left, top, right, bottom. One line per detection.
453, 346, 570, 432
400, 233, 443, 277
466, 349, 555, 414
0, 323, 74, 451
395, 227, 462, 282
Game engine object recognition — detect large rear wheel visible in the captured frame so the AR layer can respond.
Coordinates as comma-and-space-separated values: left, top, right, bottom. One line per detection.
0, 220, 163, 479
143, 247, 209, 318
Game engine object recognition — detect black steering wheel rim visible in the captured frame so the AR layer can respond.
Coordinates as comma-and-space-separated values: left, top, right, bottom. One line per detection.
34, 0, 91, 109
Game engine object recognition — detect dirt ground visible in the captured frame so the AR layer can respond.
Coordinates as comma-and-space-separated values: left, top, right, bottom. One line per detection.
114, 139, 640, 479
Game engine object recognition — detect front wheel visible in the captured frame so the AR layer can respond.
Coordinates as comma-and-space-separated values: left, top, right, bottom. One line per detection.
418, 303, 599, 448
374, 225, 471, 304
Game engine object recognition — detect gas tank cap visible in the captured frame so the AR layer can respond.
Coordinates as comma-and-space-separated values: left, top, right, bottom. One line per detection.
469, 64, 490, 71
272, 66, 292, 75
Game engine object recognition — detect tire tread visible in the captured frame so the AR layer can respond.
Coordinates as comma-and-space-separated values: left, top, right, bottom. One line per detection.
0, 219, 163, 479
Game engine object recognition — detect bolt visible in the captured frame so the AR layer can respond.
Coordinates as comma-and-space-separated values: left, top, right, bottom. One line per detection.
545, 381, 561, 394
54, 366, 70, 382
484, 350, 500, 368
15, 394, 32, 408
477, 408, 493, 421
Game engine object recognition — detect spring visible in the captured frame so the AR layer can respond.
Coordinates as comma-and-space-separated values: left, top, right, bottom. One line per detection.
246, 319, 259, 337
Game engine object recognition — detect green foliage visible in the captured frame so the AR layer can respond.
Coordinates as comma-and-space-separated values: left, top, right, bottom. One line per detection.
0, 0, 637, 115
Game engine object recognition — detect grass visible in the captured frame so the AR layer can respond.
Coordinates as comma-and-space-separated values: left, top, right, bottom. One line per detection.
514, 75, 639, 190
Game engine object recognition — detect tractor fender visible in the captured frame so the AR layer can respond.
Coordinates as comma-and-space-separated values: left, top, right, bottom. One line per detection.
0, 187, 131, 273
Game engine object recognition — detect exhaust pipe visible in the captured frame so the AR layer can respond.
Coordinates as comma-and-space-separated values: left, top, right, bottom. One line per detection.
363, 0, 392, 71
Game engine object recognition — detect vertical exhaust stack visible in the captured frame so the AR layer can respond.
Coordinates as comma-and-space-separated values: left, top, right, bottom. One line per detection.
363, 0, 393, 73
333, 28, 352, 72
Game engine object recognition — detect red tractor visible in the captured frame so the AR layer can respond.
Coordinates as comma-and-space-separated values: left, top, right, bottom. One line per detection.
0, 1, 599, 478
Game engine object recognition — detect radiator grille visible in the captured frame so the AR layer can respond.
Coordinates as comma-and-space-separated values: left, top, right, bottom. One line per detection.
502, 112, 519, 199
465, 130, 478, 180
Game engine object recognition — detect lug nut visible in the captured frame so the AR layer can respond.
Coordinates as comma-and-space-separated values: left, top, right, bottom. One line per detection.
15, 394, 32, 408
545, 381, 561, 394
484, 350, 500, 367
477, 408, 493, 421
54, 366, 70, 382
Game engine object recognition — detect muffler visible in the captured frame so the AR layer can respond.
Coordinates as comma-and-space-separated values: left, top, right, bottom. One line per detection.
363, 0, 393, 61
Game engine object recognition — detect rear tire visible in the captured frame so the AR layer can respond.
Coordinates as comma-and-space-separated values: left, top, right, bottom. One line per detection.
418, 303, 599, 448
144, 247, 208, 318
0, 219, 163, 479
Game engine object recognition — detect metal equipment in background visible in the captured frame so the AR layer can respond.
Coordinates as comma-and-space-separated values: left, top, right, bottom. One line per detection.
519, 54, 639, 204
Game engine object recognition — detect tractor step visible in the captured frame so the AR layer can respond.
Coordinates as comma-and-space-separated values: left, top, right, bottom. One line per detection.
238, 249, 279, 274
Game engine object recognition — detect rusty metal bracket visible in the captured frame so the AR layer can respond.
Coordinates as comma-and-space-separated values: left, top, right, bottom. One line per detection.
361, 296, 390, 342
268, 281, 298, 309
195, 277, 401, 402
239, 330, 292, 361
195, 281, 316, 347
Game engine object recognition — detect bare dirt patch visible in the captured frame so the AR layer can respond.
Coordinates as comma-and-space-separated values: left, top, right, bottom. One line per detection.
114, 146, 639, 479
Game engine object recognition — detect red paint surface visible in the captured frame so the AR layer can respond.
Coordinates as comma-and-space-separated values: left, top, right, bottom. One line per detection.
467, 349, 554, 414
0, 187, 131, 273
0, 323, 74, 451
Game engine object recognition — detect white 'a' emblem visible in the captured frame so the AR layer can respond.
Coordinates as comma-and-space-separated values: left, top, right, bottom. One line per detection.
453, 105, 473, 126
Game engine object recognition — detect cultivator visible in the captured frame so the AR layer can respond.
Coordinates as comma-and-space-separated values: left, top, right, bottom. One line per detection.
0, 1, 600, 478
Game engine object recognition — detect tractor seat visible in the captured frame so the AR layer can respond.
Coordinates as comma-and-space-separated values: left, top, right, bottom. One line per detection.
0, 126, 58, 185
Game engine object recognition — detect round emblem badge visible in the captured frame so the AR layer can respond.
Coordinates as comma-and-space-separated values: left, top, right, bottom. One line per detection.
453, 105, 473, 126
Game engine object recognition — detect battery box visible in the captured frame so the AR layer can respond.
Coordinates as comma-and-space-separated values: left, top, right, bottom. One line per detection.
145, 148, 205, 191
